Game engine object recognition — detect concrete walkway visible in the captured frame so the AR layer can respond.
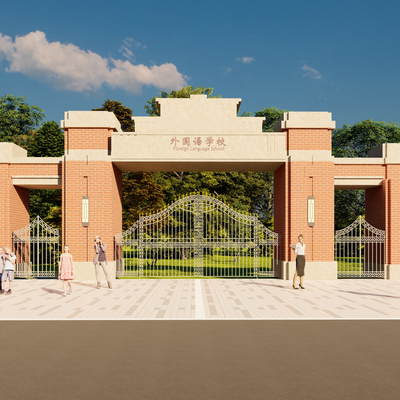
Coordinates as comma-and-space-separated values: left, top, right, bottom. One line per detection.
0, 278, 399, 320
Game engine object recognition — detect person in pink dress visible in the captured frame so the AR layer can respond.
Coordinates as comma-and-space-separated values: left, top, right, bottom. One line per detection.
58, 245, 74, 297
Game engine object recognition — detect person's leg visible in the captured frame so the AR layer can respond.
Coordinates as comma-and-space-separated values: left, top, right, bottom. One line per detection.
63, 280, 67, 294
292, 271, 298, 288
100, 262, 111, 284
94, 263, 101, 287
0, 273, 2, 291
299, 275, 305, 288
8, 272, 13, 290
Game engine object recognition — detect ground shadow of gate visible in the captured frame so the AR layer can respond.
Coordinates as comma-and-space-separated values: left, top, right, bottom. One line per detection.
115, 194, 279, 278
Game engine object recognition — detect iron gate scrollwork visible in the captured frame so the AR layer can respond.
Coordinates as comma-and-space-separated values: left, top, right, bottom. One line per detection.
335, 216, 385, 278
13, 216, 61, 278
115, 194, 279, 278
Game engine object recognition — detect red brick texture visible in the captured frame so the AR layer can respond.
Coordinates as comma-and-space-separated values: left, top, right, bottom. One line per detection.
64, 128, 112, 151
364, 165, 400, 265
10, 163, 61, 176
275, 161, 335, 263
285, 129, 332, 151
0, 164, 30, 248
275, 128, 335, 263
62, 159, 122, 262
334, 164, 386, 177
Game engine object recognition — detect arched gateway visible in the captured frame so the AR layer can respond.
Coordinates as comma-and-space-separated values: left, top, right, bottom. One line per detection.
1, 94, 399, 280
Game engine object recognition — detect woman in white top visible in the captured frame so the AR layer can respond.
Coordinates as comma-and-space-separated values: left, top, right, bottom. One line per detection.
291, 234, 306, 289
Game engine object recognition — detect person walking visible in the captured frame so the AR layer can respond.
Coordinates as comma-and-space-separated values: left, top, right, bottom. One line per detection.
93, 236, 112, 289
0, 246, 5, 294
58, 245, 74, 297
2, 247, 16, 295
290, 234, 306, 290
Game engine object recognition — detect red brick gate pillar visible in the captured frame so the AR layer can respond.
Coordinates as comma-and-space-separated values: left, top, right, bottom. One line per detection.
61, 112, 122, 281
0, 144, 30, 248
366, 144, 400, 279
274, 112, 337, 280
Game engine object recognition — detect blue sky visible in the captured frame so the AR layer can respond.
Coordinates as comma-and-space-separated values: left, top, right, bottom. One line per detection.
0, 0, 399, 130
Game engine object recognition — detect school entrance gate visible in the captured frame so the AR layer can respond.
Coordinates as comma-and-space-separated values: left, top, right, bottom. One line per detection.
115, 194, 279, 278
1, 95, 400, 280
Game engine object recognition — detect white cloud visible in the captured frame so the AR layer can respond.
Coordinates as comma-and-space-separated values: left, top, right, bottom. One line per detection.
236, 57, 254, 64
0, 31, 187, 93
302, 64, 322, 80
119, 37, 146, 61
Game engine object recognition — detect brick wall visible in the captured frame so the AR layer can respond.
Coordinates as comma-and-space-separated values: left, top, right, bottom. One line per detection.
334, 164, 386, 177
65, 128, 112, 151
10, 163, 61, 176
62, 159, 122, 262
286, 129, 331, 151
274, 163, 288, 261
0, 164, 30, 248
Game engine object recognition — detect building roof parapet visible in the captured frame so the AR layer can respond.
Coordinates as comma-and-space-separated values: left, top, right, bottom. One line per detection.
275, 112, 336, 131
61, 111, 122, 132
132, 94, 265, 135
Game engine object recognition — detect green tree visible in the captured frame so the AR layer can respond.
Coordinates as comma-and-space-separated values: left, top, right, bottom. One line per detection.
27, 121, 64, 228
0, 94, 46, 148
122, 172, 165, 229
240, 107, 287, 131
144, 86, 219, 116
28, 121, 65, 157
332, 119, 400, 230
255, 107, 288, 132
154, 171, 274, 228
332, 120, 400, 158
30, 189, 62, 229
92, 99, 135, 131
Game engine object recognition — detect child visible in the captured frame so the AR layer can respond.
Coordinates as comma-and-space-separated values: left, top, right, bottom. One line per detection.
2, 247, 16, 295
58, 245, 74, 297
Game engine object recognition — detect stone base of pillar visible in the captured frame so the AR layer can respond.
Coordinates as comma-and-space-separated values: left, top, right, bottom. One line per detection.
386, 264, 400, 280
72, 261, 116, 281
280, 261, 338, 280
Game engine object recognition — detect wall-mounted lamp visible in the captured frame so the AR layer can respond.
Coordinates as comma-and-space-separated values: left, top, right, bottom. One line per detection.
308, 196, 315, 227
82, 196, 89, 226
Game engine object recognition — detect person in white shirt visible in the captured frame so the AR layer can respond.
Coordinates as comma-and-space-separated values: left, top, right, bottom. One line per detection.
289, 234, 306, 290
2, 247, 16, 295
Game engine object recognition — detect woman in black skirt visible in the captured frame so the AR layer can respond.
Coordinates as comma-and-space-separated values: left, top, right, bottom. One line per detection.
291, 234, 306, 289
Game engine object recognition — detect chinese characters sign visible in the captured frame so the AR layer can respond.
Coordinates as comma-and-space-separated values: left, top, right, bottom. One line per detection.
170, 136, 227, 152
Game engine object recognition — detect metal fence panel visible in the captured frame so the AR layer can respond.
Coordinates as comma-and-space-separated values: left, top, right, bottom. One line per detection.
115, 194, 279, 278
13, 216, 61, 278
335, 216, 385, 278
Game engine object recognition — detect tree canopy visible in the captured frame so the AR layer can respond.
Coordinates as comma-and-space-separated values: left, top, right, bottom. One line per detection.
332, 119, 400, 158
332, 119, 400, 230
0, 94, 46, 148
92, 99, 135, 132
28, 121, 65, 157
154, 171, 274, 228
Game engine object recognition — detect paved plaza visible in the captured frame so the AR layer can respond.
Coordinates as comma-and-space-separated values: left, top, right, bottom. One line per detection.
0, 278, 399, 320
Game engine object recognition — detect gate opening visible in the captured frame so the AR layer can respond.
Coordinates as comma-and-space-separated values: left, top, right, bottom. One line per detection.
115, 194, 279, 278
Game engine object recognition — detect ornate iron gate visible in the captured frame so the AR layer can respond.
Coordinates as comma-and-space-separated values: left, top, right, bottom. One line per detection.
335, 216, 385, 278
115, 194, 279, 278
13, 216, 61, 278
